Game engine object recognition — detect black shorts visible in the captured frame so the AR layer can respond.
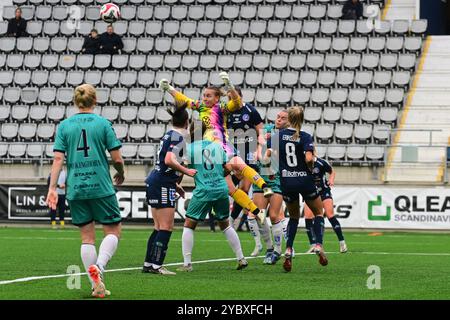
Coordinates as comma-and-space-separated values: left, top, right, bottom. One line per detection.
282, 183, 319, 203
146, 182, 177, 209
320, 190, 333, 201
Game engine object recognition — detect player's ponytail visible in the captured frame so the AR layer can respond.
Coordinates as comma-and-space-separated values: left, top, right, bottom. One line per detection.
73, 84, 96, 110
288, 106, 304, 141
167, 102, 189, 128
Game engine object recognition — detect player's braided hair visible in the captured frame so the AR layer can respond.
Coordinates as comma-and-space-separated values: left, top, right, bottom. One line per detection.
73, 84, 96, 109
288, 106, 304, 141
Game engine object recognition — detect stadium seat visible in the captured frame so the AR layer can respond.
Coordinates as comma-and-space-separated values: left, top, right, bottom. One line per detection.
129, 55, 146, 70
138, 106, 156, 122
335, 124, 353, 144
76, 55, 93, 70
17, 38, 33, 53
147, 123, 165, 140
373, 124, 391, 144
12, 105, 29, 122
102, 71, 120, 88
346, 145, 365, 161
354, 124, 372, 144
316, 124, 334, 144
27, 144, 44, 158
110, 88, 128, 105
94, 54, 111, 70
361, 107, 379, 123
112, 55, 129, 70
84, 70, 102, 87
29, 105, 47, 122
292, 88, 310, 105
355, 71, 373, 87
292, 4, 309, 19
120, 106, 138, 123
39, 87, 56, 105
6, 54, 24, 70
120, 71, 137, 88
0, 105, 10, 122
57, 88, 74, 105
318, 71, 335, 87
374, 71, 391, 88
4, 88, 21, 104
332, 37, 349, 53
8, 144, 26, 158
411, 19, 427, 35
321, 20, 338, 36
366, 146, 384, 161
267, 20, 284, 37
323, 107, 341, 123
36, 123, 55, 141
330, 87, 348, 106
1, 123, 19, 141
304, 107, 322, 123
327, 145, 346, 161
47, 105, 65, 122
349, 88, 366, 107
113, 123, 128, 141
68, 38, 84, 53
0, 71, 14, 87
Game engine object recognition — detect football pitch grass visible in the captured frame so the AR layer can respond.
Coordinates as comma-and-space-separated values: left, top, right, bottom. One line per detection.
1, 226, 450, 300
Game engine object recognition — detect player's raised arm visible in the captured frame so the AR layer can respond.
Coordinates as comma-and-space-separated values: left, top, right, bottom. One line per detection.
220, 72, 242, 113
159, 79, 199, 110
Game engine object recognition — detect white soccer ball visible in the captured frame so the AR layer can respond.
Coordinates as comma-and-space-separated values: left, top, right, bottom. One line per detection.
100, 3, 121, 24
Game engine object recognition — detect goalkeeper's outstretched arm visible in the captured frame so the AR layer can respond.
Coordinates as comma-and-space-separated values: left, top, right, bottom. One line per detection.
220, 72, 242, 113
159, 79, 197, 109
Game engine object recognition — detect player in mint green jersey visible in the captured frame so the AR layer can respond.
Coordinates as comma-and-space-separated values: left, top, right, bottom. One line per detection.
254, 109, 290, 264
46, 84, 125, 298
177, 121, 248, 272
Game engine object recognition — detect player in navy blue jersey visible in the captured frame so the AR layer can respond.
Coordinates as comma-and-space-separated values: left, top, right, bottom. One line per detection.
143, 104, 196, 275
268, 106, 328, 272
226, 88, 273, 257
304, 157, 347, 254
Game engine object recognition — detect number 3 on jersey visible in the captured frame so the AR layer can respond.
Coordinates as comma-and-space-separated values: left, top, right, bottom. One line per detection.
77, 129, 90, 157
285, 142, 297, 167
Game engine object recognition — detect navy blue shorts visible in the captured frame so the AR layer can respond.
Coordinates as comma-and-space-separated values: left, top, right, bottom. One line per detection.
146, 182, 177, 209
320, 190, 333, 201
282, 183, 319, 203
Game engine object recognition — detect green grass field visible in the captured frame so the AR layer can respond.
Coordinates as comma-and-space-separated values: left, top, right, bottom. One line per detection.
1, 225, 450, 300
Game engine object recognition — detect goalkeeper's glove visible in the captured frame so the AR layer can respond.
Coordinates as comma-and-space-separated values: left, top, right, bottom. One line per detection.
219, 72, 234, 90
159, 79, 174, 92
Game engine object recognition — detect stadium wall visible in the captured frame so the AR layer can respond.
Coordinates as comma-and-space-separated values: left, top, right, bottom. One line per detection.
1, 163, 449, 186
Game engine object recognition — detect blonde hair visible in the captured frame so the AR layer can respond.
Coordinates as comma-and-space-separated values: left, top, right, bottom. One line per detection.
206, 86, 226, 98
73, 84, 96, 110
288, 106, 304, 141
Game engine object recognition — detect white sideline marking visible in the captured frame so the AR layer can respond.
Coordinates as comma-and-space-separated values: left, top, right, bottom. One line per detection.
2, 250, 450, 286
0, 255, 265, 286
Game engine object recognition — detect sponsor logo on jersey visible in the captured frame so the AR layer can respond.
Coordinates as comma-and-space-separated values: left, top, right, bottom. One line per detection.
281, 169, 308, 177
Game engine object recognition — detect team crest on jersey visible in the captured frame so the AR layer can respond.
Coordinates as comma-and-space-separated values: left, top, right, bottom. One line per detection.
242, 114, 250, 121
313, 168, 320, 174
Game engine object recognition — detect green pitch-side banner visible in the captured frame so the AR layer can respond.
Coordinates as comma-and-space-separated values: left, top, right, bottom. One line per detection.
0, 184, 195, 222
